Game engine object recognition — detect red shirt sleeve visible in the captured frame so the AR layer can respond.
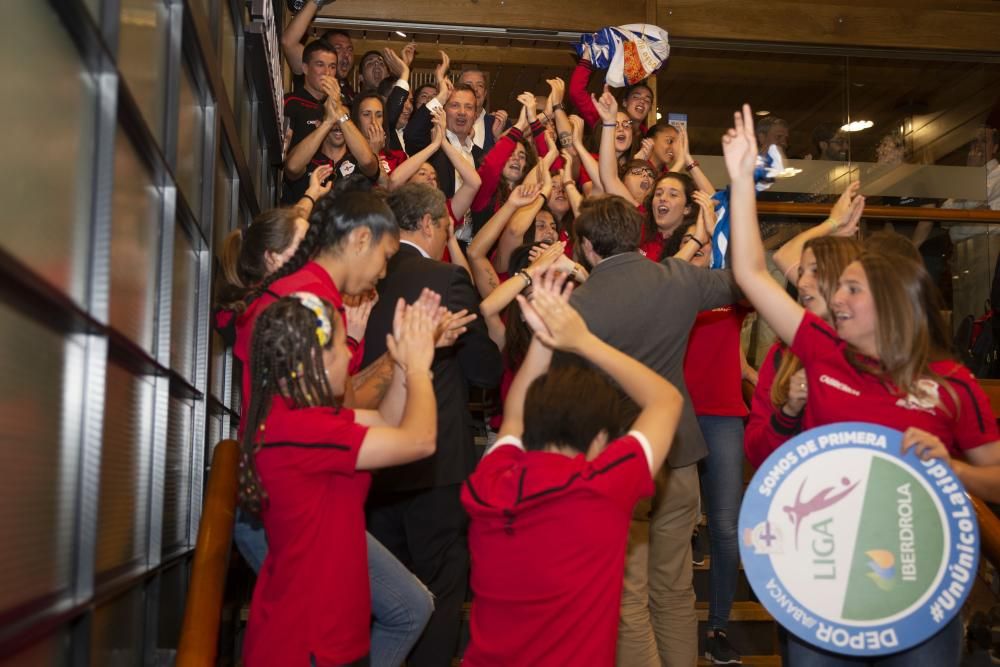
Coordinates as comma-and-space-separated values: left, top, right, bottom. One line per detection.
261, 407, 369, 475
472, 129, 521, 213
790, 310, 842, 366
744, 342, 802, 468
938, 364, 1000, 453
587, 435, 655, 513
568, 60, 600, 129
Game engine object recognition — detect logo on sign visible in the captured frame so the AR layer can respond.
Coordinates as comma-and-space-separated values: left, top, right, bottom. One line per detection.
739, 422, 978, 657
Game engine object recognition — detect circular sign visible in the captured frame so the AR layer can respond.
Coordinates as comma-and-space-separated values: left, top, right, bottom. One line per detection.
739, 422, 979, 657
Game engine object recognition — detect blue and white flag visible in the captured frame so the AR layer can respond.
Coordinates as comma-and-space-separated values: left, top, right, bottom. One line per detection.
576, 24, 670, 88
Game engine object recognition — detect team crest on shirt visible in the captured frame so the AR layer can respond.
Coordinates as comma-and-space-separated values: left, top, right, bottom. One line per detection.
895, 379, 940, 415
339, 161, 356, 177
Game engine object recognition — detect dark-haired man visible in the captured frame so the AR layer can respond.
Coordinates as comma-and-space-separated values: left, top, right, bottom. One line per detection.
404, 80, 484, 197
562, 195, 741, 667
281, 2, 356, 104
363, 183, 502, 666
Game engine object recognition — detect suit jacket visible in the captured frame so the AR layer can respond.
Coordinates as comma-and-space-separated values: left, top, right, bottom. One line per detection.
362, 243, 502, 492
403, 103, 483, 197
558, 253, 742, 468
383, 83, 409, 154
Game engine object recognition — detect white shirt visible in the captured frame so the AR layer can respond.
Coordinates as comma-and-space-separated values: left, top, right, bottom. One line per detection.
471, 108, 488, 150
425, 98, 476, 193
400, 239, 431, 259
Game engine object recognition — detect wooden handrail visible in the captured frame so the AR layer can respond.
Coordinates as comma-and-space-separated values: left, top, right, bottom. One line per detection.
971, 494, 1000, 575
758, 201, 1000, 223
177, 439, 240, 667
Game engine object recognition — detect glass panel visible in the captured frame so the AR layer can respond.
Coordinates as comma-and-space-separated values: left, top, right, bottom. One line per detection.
170, 224, 198, 380
177, 60, 205, 217
96, 363, 153, 576
110, 126, 160, 354
240, 86, 254, 166
0, 629, 70, 667
207, 414, 222, 452
220, 0, 238, 113
0, 304, 78, 617
0, 2, 95, 304
162, 398, 192, 553
156, 563, 187, 659
118, 0, 169, 141
210, 329, 227, 402
213, 146, 234, 254
90, 586, 145, 666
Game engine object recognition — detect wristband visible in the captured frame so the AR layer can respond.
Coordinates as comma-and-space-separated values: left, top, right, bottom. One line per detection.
685, 160, 700, 172
552, 103, 564, 112
301, 193, 316, 205
827, 217, 839, 232
517, 271, 533, 289
682, 233, 706, 249
602, 122, 616, 127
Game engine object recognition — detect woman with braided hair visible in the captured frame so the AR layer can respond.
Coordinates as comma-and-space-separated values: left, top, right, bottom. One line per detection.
241, 292, 439, 667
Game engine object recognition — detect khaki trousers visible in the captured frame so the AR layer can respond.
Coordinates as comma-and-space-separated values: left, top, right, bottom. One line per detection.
617, 463, 701, 667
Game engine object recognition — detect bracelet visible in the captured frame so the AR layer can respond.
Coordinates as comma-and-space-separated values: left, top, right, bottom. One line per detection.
827, 217, 839, 232
685, 160, 700, 172
552, 103, 564, 112
517, 271, 533, 289
337, 113, 351, 125
682, 233, 706, 249
602, 122, 616, 127
301, 193, 316, 205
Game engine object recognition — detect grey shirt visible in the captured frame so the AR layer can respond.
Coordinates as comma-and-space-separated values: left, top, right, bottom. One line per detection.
566, 252, 741, 468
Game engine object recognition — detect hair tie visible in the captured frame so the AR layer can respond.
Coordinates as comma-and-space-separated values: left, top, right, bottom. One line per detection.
289, 292, 333, 347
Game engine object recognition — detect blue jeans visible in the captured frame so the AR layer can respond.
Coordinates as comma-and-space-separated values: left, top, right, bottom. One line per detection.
697, 415, 744, 632
785, 614, 962, 666
234, 512, 434, 667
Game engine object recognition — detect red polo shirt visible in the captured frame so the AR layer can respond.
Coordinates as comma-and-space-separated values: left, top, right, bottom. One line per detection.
684, 304, 750, 417
638, 224, 667, 262
461, 432, 655, 666
793, 311, 998, 455
234, 261, 364, 434
243, 399, 371, 666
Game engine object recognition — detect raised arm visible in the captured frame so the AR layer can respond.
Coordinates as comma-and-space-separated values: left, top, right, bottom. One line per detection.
570, 114, 603, 193
280, 2, 319, 76
498, 160, 554, 271
294, 164, 334, 218
772, 181, 864, 279
497, 337, 553, 439
441, 127, 483, 219
568, 45, 601, 129
547, 78, 575, 162
327, 78, 379, 178
467, 183, 542, 298
481, 242, 566, 318
522, 270, 684, 473
381, 44, 414, 135
670, 126, 716, 194
594, 88, 639, 205
389, 108, 445, 189
355, 297, 438, 469
674, 190, 716, 262
285, 84, 337, 179
725, 104, 804, 345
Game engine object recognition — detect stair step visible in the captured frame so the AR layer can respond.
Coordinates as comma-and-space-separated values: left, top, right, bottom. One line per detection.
697, 601, 772, 622
698, 655, 782, 666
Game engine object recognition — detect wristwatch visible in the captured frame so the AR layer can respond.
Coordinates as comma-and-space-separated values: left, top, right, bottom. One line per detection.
338, 112, 351, 125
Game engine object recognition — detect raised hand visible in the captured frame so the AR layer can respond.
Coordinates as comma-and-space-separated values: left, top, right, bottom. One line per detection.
507, 182, 543, 208
721, 104, 759, 182
436, 76, 454, 105
517, 91, 537, 123
527, 241, 567, 275
546, 77, 565, 108
568, 114, 585, 144
671, 125, 692, 171
827, 181, 864, 236
517, 268, 585, 350
591, 85, 618, 124
559, 152, 574, 179
434, 307, 477, 348
306, 164, 335, 199
784, 368, 808, 416
386, 298, 437, 375
382, 47, 409, 80
491, 110, 509, 139
434, 50, 451, 84
321, 77, 346, 119
400, 42, 416, 67
344, 293, 377, 341
692, 190, 718, 235
366, 121, 386, 154
634, 137, 654, 161
429, 108, 446, 148
514, 104, 529, 132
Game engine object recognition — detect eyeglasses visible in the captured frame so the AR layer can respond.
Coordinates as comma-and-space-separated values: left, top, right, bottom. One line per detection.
614, 120, 633, 129
628, 168, 655, 179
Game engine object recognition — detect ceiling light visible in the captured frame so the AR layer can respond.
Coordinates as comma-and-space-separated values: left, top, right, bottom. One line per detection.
395, 30, 407, 38
755, 110, 770, 116
841, 120, 874, 132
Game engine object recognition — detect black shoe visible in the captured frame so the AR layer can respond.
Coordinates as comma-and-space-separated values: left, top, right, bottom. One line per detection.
691, 530, 706, 567
705, 630, 742, 665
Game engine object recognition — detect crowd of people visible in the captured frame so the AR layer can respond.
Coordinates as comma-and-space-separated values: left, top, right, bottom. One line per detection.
210, 11, 1000, 667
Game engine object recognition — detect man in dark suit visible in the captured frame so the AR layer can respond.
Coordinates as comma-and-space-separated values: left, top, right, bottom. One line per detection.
458, 68, 507, 153
362, 183, 502, 666
404, 82, 483, 198
558, 196, 741, 667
